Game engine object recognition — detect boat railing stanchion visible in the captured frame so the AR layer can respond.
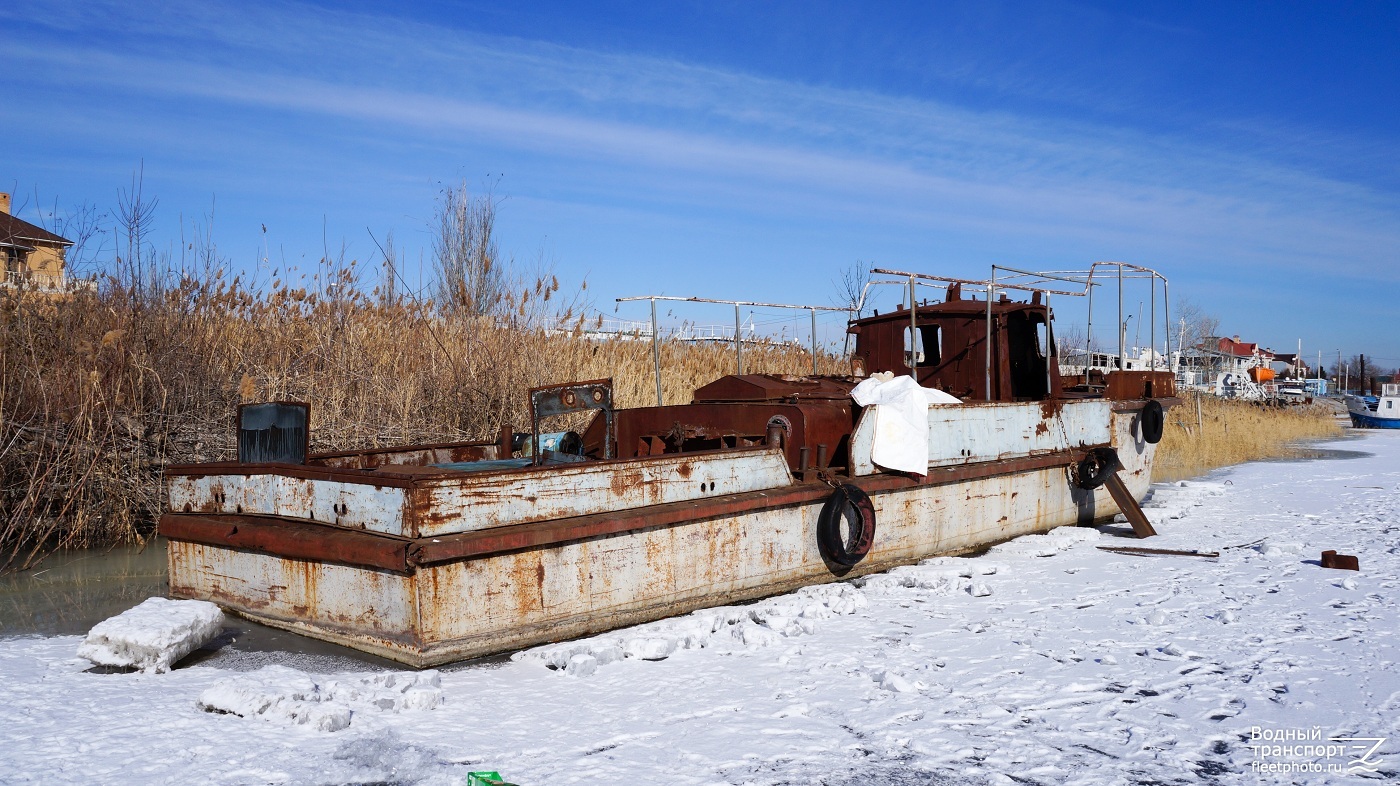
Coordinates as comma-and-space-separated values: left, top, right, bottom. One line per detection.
1044, 291, 1053, 399
1117, 262, 1124, 372
651, 297, 663, 406
1164, 277, 1173, 376
985, 273, 995, 400
1085, 270, 1094, 386
909, 275, 917, 382
735, 302, 742, 375
618, 293, 851, 389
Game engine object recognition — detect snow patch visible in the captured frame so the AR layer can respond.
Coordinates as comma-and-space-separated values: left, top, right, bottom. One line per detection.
197, 666, 443, 731
623, 637, 678, 661
856, 566, 961, 594
77, 597, 223, 674
516, 582, 867, 673
330, 730, 450, 783
988, 525, 1101, 558
1122, 481, 1231, 527
916, 555, 1000, 576
872, 670, 917, 693
565, 653, 597, 677
1256, 540, 1305, 557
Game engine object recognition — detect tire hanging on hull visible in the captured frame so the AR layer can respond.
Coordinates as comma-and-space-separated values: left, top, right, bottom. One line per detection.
817, 484, 877, 567
1074, 447, 1122, 490
1140, 399, 1165, 444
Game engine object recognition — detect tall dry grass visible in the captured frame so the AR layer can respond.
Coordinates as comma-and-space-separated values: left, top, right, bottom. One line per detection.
0, 265, 840, 570
1154, 391, 1344, 482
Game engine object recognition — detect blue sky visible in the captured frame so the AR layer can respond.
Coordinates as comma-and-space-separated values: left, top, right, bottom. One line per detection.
3, 1, 1398, 364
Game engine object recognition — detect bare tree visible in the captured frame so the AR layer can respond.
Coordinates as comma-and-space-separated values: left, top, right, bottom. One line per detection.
832, 261, 874, 318
1056, 322, 1088, 363
832, 262, 874, 356
1346, 354, 1387, 394
114, 164, 165, 304
433, 182, 507, 317
1174, 297, 1220, 351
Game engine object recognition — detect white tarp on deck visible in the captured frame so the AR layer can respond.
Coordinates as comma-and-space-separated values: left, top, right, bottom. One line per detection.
850, 374, 960, 475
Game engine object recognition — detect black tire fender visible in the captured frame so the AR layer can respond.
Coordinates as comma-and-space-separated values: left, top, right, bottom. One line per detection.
1074, 447, 1122, 490
1140, 399, 1165, 444
817, 484, 876, 567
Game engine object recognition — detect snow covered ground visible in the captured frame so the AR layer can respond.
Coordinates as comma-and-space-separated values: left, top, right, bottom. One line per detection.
2, 431, 1398, 785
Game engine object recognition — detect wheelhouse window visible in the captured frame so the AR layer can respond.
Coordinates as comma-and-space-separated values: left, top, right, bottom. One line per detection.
1006, 311, 1052, 400
903, 325, 942, 369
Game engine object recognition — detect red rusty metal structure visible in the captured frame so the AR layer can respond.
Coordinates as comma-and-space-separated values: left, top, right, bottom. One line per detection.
848, 285, 1061, 402
587, 282, 1172, 475
1321, 550, 1360, 571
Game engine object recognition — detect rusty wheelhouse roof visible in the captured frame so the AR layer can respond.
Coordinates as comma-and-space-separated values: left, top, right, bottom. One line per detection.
851, 295, 1048, 326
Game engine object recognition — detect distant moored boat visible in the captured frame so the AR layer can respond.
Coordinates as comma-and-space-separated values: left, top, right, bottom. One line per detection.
1347, 384, 1400, 429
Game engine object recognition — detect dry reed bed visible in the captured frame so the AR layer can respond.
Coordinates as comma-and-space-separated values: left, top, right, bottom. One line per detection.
1154, 392, 1344, 481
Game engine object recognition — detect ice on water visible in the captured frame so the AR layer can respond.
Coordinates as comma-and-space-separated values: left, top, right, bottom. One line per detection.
76, 597, 224, 674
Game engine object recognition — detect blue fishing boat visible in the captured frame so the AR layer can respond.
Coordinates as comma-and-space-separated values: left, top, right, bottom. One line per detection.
1347, 385, 1400, 429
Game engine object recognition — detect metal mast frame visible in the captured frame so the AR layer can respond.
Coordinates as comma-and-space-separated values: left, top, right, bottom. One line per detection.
617, 295, 850, 406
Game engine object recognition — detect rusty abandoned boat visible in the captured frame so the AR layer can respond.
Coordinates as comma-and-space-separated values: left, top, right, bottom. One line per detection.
162, 264, 1177, 666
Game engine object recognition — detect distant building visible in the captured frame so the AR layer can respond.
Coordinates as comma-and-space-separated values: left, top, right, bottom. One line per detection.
1268, 352, 1317, 379
1175, 334, 1274, 385
0, 191, 84, 295
1214, 336, 1276, 369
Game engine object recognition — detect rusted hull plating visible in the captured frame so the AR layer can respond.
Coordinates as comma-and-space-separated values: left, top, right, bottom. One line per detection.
166, 406, 1154, 666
